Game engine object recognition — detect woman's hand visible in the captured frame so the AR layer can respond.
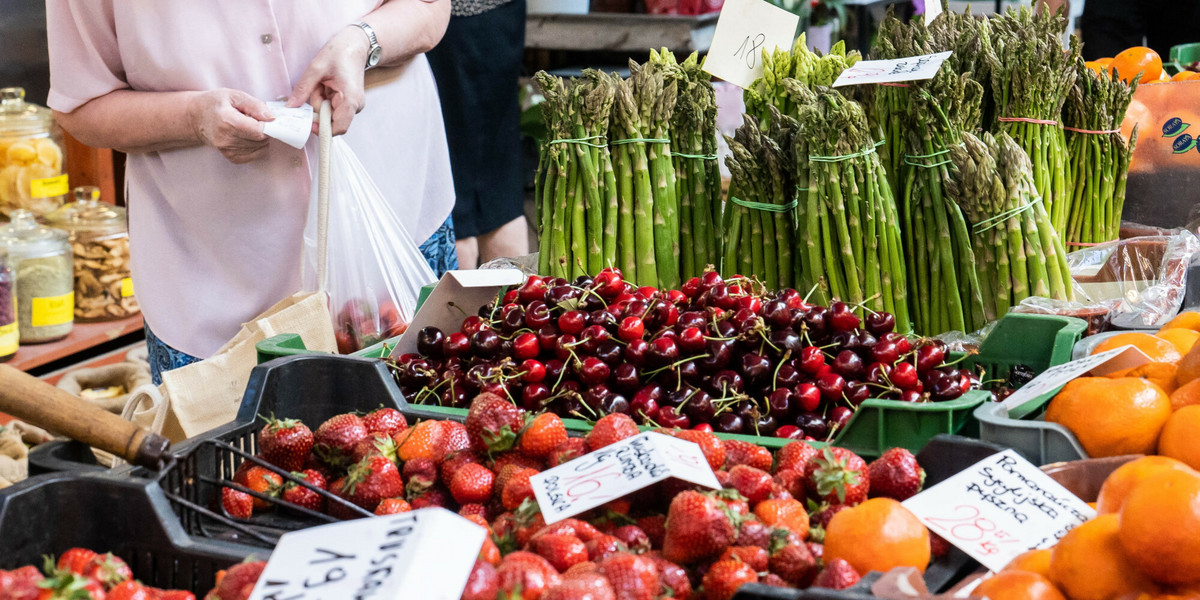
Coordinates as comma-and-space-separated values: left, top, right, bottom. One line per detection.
288, 26, 370, 136
186, 89, 274, 164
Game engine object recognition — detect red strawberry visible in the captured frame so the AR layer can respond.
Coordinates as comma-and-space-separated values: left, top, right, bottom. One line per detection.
340, 455, 403, 513
501, 468, 539, 511
362, 407, 407, 436
496, 552, 562, 600
769, 542, 817, 587
409, 486, 452, 510
648, 556, 691, 600
82, 552, 133, 589
813, 558, 861, 590
929, 531, 951, 558
108, 580, 150, 600
548, 438, 589, 467
2, 565, 42, 600
722, 439, 773, 472
773, 469, 805, 500
350, 434, 398, 464
774, 440, 820, 474
585, 534, 626, 562
804, 447, 869, 506
661, 491, 737, 565
533, 533, 589, 572
149, 589, 197, 600
206, 561, 266, 600
611, 525, 650, 554
221, 488, 253, 519
401, 457, 438, 498
760, 573, 789, 588
867, 447, 925, 501
597, 553, 659, 600
672, 429, 725, 471
281, 469, 326, 513
736, 519, 771, 548
441, 450, 484, 487
586, 414, 639, 451
492, 452, 543, 475
450, 463, 496, 505
257, 416, 313, 472
233, 464, 283, 510
440, 421, 472, 461
635, 515, 666, 549
519, 413, 568, 459
465, 393, 526, 453
718, 546, 769, 571
375, 497, 412, 515
56, 548, 98, 574
726, 465, 773, 505
810, 503, 849, 531
700, 559, 757, 600
459, 503, 488, 520
313, 413, 368, 467
531, 518, 602, 545
543, 572, 616, 600
806, 542, 824, 564
460, 560, 498, 600
36, 568, 108, 600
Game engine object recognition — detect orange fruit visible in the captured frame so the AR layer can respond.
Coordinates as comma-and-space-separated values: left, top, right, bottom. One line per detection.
1173, 71, 1200, 82
1086, 61, 1116, 77
1106, 362, 1179, 396
1096, 456, 1196, 515
1170, 379, 1200, 410
1157, 328, 1200, 356
1159, 406, 1200, 471
1112, 46, 1164, 84
1050, 514, 1156, 600
1119, 469, 1200, 585
1162, 312, 1200, 332
1177, 344, 1200, 387
1045, 377, 1172, 457
753, 498, 809, 537
975, 571, 1066, 600
1092, 333, 1182, 364
824, 498, 930, 574
1002, 548, 1053, 578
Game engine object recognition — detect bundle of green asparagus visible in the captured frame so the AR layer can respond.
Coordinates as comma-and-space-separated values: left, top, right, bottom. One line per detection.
661, 50, 723, 280
721, 109, 797, 291
744, 35, 860, 127
986, 8, 1079, 239
787, 85, 910, 329
535, 70, 618, 280
946, 131, 1074, 318
1062, 61, 1139, 246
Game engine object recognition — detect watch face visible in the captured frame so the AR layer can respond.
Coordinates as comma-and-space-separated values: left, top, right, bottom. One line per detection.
368, 46, 382, 67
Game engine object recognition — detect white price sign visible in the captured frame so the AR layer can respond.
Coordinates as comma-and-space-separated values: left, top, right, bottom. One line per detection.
999, 345, 1152, 412
246, 508, 486, 600
832, 51, 953, 87
903, 450, 1096, 572
924, 0, 943, 26
701, 0, 800, 89
531, 432, 719, 524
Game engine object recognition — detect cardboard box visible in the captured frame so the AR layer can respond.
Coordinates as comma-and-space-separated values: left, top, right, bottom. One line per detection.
388, 269, 526, 358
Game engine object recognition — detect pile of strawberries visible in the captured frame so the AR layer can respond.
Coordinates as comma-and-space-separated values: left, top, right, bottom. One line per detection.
1, 548, 194, 600
220, 393, 934, 600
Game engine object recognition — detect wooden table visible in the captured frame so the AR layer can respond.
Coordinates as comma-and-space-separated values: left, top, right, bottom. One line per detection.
526, 13, 718, 53
8, 313, 144, 374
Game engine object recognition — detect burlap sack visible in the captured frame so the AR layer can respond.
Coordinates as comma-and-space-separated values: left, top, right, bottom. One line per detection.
57, 363, 153, 414
0, 425, 28, 488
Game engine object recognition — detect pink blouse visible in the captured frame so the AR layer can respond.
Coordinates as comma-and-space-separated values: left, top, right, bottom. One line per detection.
46, 0, 454, 357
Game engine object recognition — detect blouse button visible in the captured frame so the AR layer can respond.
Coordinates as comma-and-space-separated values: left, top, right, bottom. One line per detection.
261, 34, 274, 45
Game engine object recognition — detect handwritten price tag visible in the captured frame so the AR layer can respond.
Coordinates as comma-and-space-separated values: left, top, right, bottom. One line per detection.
246, 508, 486, 600
924, 0, 943, 26
999, 345, 1152, 412
903, 450, 1095, 572
832, 51, 953, 87
701, 0, 800, 89
531, 432, 719, 524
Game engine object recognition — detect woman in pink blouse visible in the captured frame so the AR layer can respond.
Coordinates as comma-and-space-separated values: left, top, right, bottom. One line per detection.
46, 1, 458, 383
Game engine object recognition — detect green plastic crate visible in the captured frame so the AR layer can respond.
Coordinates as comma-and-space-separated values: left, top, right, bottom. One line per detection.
1167, 42, 1200, 75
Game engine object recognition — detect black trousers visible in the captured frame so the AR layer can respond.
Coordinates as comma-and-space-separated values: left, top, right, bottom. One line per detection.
1081, 0, 1200, 61
426, 0, 527, 239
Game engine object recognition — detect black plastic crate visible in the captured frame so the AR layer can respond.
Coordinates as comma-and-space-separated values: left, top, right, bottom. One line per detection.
27, 439, 106, 476
148, 354, 408, 548
0, 472, 259, 593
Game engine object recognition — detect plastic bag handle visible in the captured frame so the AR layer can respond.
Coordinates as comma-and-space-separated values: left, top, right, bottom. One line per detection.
315, 100, 332, 293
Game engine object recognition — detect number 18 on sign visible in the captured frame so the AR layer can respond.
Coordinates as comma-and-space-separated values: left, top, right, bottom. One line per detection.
902, 450, 1095, 572
701, 0, 800, 89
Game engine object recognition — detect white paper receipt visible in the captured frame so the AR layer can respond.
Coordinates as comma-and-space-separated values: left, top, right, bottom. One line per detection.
246, 508, 486, 600
701, 0, 800, 89
262, 101, 314, 150
903, 450, 1096, 572
531, 432, 719, 524
832, 51, 953, 87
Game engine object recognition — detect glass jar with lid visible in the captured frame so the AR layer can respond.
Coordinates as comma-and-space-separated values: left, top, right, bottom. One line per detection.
46, 186, 137, 322
0, 88, 67, 218
0, 250, 18, 361
0, 210, 74, 343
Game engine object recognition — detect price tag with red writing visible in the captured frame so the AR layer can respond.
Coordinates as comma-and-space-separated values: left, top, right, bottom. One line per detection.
531, 432, 719, 524
902, 450, 1095, 572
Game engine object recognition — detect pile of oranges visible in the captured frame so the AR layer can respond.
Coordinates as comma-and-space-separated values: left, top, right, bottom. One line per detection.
1086, 46, 1199, 84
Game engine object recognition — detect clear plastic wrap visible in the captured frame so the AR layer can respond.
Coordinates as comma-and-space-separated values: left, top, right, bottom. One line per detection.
302, 137, 437, 354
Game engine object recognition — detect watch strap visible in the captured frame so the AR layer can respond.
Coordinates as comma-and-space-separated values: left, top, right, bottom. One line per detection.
354, 22, 381, 70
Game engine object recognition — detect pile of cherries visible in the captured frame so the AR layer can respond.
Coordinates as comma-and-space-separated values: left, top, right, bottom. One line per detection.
391, 269, 982, 441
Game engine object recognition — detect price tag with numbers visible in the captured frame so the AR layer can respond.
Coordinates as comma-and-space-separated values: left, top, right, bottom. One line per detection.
531, 432, 720, 524
902, 449, 1095, 572
831, 51, 952, 87
999, 345, 1151, 412
701, 0, 800, 89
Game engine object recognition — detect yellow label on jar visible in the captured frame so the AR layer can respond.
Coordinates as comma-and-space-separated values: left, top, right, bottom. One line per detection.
121, 277, 134, 298
30, 174, 68, 199
31, 292, 74, 327
0, 322, 17, 356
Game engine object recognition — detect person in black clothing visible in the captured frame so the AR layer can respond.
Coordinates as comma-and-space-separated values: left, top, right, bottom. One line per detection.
1081, 0, 1200, 61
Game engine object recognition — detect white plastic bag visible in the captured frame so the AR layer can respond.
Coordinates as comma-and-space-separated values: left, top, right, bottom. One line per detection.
303, 137, 437, 353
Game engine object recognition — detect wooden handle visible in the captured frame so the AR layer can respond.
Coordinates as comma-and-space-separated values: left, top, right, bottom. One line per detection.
0, 364, 170, 469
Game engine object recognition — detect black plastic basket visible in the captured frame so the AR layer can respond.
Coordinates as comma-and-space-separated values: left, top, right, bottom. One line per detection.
148, 354, 409, 548
0, 472, 259, 593
27, 439, 107, 476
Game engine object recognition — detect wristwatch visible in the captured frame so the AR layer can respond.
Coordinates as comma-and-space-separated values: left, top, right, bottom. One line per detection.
355, 22, 382, 70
